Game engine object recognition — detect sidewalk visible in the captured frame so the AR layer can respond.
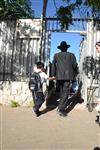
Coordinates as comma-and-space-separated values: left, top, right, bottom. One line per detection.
0, 105, 100, 150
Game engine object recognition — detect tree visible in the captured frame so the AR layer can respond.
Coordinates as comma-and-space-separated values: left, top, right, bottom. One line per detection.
0, 0, 34, 18
57, 0, 100, 29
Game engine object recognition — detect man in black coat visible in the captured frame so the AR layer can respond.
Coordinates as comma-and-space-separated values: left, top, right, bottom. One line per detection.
52, 41, 78, 116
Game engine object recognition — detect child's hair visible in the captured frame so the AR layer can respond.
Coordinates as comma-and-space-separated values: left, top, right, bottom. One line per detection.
36, 62, 44, 69
96, 41, 100, 46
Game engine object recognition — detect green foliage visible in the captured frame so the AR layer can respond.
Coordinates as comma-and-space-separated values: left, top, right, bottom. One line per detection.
10, 100, 20, 107
0, 0, 7, 17
57, 4, 75, 29
0, 0, 34, 19
64, 0, 100, 17
57, 0, 100, 29
84, 0, 100, 17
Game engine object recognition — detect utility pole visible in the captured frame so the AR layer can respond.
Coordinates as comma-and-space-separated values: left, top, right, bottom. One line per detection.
43, 0, 48, 18
39, 0, 48, 61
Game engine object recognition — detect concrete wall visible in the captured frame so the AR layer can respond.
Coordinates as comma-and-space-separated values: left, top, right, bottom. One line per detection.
0, 81, 33, 106
79, 20, 100, 103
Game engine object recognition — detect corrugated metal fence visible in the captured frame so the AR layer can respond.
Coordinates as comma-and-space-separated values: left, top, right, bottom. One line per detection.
0, 19, 42, 81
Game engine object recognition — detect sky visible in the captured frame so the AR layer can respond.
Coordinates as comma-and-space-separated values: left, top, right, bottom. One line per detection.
31, 0, 84, 62
50, 32, 82, 62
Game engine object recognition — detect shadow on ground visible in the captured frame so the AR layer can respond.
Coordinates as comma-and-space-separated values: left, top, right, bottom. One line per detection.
64, 93, 84, 114
93, 147, 100, 150
41, 86, 84, 115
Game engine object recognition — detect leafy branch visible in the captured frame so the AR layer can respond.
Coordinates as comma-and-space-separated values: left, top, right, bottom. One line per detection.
0, 0, 34, 19
57, 0, 100, 29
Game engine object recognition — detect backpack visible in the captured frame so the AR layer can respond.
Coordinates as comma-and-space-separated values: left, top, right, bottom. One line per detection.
29, 72, 42, 92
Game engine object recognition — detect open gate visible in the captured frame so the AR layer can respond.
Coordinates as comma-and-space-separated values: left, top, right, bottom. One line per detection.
0, 17, 99, 105
41, 17, 100, 104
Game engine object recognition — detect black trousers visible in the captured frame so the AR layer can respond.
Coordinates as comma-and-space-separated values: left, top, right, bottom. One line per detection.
32, 92, 44, 110
57, 80, 70, 112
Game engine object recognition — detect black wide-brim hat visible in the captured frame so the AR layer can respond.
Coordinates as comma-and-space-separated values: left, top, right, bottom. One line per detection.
57, 41, 70, 49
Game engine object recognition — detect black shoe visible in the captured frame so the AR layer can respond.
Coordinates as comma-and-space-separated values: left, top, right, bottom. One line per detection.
33, 107, 41, 117
95, 116, 99, 123
35, 110, 41, 117
59, 111, 67, 117
57, 109, 67, 117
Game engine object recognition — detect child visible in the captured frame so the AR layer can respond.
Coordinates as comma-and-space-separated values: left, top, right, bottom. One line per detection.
29, 62, 54, 117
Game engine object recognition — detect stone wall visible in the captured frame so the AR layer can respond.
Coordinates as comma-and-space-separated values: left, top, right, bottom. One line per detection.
0, 81, 33, 106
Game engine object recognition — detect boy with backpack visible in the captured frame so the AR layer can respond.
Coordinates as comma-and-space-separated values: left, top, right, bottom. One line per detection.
29, 62, 54, 117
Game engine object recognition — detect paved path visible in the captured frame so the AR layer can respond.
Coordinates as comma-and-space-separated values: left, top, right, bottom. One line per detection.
0, 105, 100, 150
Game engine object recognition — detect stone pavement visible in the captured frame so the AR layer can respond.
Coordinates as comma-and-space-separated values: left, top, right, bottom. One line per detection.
0, 105, 100, 150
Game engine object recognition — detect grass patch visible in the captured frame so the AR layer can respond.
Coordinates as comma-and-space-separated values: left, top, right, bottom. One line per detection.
10, 100, 20, 107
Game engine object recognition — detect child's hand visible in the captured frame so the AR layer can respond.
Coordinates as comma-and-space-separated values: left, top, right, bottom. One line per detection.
48, 76, 56, 80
